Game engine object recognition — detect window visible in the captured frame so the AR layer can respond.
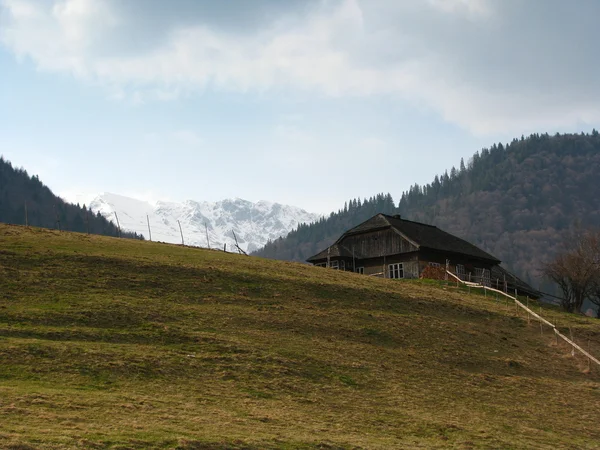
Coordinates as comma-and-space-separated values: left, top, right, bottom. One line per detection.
388, 263, 404, 279
356, 267, 364, 274
329, 260, 339, 270
428, 262, 441, 268
456, 264, 465, 280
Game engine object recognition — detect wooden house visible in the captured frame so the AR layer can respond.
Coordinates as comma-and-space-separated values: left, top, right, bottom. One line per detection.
307, 213, 503, 287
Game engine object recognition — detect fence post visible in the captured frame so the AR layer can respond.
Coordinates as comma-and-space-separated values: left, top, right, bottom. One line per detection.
147, 215, 152, 241
570, 328, 575, 357
178, 220, 184, 246
114, 212, 121, 238
205, 222, 211, 249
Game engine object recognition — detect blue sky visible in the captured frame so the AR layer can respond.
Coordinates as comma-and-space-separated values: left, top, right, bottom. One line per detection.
1, 0, 599, 214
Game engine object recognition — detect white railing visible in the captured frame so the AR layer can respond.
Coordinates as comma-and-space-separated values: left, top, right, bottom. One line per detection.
447, 270, 600, 367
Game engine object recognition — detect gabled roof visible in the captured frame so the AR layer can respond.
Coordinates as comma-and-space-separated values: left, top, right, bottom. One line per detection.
382, 214, 500, 263
307, 213, 500, 264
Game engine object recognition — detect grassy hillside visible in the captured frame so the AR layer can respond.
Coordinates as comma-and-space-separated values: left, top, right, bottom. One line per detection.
0, 224, 599, 449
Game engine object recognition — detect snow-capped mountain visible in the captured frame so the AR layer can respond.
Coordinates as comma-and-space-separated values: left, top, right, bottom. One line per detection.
89, 193, 320, 253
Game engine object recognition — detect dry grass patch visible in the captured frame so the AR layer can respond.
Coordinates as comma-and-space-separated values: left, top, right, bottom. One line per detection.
0, 224, 599, 449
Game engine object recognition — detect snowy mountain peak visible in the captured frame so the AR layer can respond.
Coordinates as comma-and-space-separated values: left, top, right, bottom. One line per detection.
89, 193, 320, 253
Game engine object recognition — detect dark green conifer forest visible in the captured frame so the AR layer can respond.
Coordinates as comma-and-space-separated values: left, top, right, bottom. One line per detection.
254, 131, 600, 294
0, 156, 142, 239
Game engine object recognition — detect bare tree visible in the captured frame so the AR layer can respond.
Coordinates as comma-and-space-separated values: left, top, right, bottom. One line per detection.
542, 229, 600, 314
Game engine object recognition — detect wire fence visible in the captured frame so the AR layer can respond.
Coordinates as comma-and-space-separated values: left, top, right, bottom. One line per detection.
447, 270, 600, 369
108, 212, 249, 255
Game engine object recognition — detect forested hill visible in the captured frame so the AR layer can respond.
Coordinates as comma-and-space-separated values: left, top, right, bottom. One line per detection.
254, 194, 397, 261
254, 131, 600, 288
0, 156, 141, 239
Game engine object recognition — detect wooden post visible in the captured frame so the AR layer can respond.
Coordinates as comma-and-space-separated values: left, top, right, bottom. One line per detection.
327, 246, 331, 268
569, 328, 575, 357
54, 204, 61, 231
589, 339, 592, 370
224, 243, 226, 252
147, 215, 152, 241
24, 201, 28, 226
114, 212, 121, 238
445, 259, 449, 286
232, 230, 247, 255
205, 223, 211, 249
352, 246, 356, 273
178, 220, 184, 246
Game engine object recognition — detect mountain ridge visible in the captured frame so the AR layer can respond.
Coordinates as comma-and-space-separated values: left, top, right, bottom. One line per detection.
90, 192, 321, 253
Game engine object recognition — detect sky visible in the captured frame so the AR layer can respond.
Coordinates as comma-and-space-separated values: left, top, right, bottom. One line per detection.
1, 0, 600, 214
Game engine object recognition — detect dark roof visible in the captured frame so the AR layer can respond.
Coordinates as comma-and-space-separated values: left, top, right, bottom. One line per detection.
382, 214, 500, 263
342, 214, 390, 235
307, 213, 500, 264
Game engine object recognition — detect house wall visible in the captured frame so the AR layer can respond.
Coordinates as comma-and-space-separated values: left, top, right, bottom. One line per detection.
415, 249, 496, 284
340, 229, 417, 259
359, 252, 420, 278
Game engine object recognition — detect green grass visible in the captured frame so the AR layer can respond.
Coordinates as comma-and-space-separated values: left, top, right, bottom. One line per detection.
0, 224, 599, 449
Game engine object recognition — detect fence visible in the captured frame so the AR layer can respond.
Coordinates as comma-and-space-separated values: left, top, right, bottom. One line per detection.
446, 270, 600, 368
106, 214, 249, 255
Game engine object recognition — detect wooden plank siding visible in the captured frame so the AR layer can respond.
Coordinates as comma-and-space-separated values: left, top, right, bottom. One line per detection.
360, 254, 420, 278
340, 229, 417, 259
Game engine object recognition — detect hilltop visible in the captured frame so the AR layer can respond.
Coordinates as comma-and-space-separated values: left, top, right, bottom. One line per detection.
0, 224, 599, 449
255, 132, 600, 296
0, 156, 140, 240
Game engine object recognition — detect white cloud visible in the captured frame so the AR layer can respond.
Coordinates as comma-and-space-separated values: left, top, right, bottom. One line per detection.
361, 137, 386, 148
172, 130, 204, 147
2, 0, 600, 135
426, 0, 492, 18
274, 124, 313, 144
